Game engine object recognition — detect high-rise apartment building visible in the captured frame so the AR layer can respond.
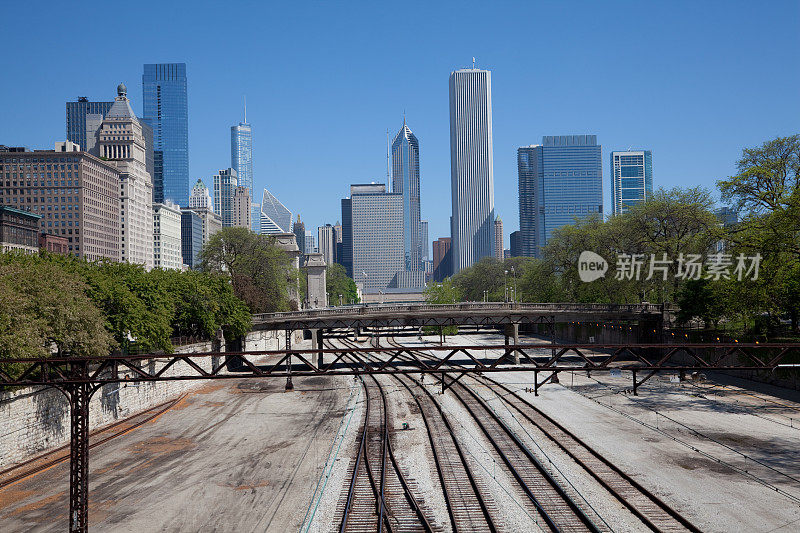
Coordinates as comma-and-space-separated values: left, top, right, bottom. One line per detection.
153, 201, 182, 270
99, 84, 154, 268
343, 184, 404, 292
318, 224, 334, 266
0, 142, 121, 260
180, 209, 203, 268
232, 186, 251, 229
142, 63, 189, 205
293, 215, 305, 255
610, 150, 653, 215
449, 68, 495, 273
213, 168, 238, 227
432, 237, 452, 282
260, 189, 292, 234
231, 120, 252, 193
518, 136, 602, 256
66, 98, 112, 152
391, 120, 423, 272
493, 217, 503, 259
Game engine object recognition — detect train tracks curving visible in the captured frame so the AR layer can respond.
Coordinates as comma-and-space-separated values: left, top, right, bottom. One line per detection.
383, 333, 701, 533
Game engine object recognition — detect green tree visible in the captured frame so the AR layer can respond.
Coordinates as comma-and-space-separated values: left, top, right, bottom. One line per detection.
326, 263, 359, 305
424, 278, 461, 304
200, 228, 295, 313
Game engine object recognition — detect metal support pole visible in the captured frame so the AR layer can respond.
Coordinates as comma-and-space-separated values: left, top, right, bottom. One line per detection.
285, 329, 294, 391
632, 369, 638, 396
550, 316, 559, 383
441, 372, 445, 394
534, 370, 539, 396
67, 376, 92, 533
315, 329, 324, 368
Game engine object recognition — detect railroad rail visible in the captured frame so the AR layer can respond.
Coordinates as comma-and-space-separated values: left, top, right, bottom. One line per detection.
384, 335, 701, 532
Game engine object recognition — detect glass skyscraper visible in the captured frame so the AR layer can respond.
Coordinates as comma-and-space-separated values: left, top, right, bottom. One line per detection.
142, 63, 189, 206
517, 135, 602, 256
213, 168, 238, 227
260, 189, 292, 234
391, 120, 423, 273
231, 121, 252, 193
66, 98, 112, 150
449, 68, 495, 273
610, 150, 653, 215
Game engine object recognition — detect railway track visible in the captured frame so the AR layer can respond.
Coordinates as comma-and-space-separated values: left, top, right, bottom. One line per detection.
335, 341, 437, 532
384, 333, 701, 533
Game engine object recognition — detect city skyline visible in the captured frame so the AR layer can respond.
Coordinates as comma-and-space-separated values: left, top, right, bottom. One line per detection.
1, 2, 797, 250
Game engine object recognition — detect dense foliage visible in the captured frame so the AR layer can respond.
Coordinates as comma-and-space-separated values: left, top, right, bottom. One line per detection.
430, 134, 800, 336
200, 227, 296, 313
325, 263, 360, 305
0, 252, 251, 375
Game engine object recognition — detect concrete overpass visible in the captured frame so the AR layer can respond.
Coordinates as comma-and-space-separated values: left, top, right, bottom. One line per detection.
252, 302, 671, 331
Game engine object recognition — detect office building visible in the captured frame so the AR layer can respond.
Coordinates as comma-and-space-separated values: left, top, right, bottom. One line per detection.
332, 221, 343, 264
98, 84, 153, 267
231, 120, 252, 193
293, 215, 305, 255
304, 230, 316, 255
518, 136, 602, 256
432, 237, 452, 282
449, 68, 495, 273
213, 168, 238, 227
420, 220, 429, 261
509, 230, 521, 258
0, 206, 41, 253
494, 217, 503, 259
342, 183, 404, 291
391, 120, 423, 272
318, 224, 334, 266
142, 63, 189, 205
181, 209, 203, 268
188, 178, 212, 209
260, 189, 292, 234
66, 98, 112, 153
0, 143, 121, 260
341, 197, 352, 276
610, 150, 653, 215
250, 203, 261, 234
153, 201, 182, 270
232, 186, 251, 229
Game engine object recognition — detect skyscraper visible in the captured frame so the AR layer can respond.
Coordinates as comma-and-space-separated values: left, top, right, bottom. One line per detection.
293, 215, 306, 257
142, 63, 189, 206
449, 68, 495, 273
432, 237, 452, 282
213, 168, 238, 227
509, 230, 522, 258
188, 178, 212, 209
318, 224, 335, 266
493, 217, 504, 259
99, 83, 154, 268
610, 150, 653, 215
250, 203, 261, 234
391, 120, 422, 272
304, 230, 316, 255
232, 186, 251, 229
344, 184, 404, 292
260, 189, 292, 234
517, 136, 603, 255
181, 210, 203, 268
420, 220, 429, 261
153, 201, 183, 270
66, 98, 112, 151
231, 119, 252, 193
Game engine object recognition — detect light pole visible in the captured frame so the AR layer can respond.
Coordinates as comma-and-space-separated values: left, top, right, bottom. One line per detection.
504, 270, 508, 302
339, 294, 343, 307
483, 289, 488, 302
511, 266, 517, 303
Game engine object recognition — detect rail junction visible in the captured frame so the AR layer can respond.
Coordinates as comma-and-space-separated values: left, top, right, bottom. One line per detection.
1, 303, 798, 532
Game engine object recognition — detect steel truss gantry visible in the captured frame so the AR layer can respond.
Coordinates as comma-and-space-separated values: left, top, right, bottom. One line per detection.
1, 341, 798, 532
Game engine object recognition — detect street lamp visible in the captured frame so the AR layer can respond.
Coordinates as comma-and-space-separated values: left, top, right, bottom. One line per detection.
339, 294, 343, 307
504, 270, 508, 302
483, 289, 488, 302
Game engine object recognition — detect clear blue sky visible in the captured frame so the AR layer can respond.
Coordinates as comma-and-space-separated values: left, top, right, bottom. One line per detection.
2, 1, 798, 247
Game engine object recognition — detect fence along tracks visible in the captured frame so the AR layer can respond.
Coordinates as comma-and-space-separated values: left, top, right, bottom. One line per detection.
385, 334, 700, 533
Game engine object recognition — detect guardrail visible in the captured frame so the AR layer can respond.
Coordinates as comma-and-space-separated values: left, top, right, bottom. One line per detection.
253, 302, 670, 322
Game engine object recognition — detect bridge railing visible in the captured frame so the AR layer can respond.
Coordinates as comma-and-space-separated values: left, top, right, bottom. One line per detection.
253, 302, 670, 322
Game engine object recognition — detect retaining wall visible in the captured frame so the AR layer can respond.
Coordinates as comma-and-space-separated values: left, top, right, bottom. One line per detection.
0, 330, 284, 469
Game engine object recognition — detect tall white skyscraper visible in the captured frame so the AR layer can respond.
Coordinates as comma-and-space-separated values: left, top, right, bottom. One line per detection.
318, 224, 335, 266
449, 68, 495, 273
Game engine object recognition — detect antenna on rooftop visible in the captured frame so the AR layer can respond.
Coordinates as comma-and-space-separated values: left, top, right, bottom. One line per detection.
386, 128, 391, 189
244, 96, 247, 123
472, 57, 476, 69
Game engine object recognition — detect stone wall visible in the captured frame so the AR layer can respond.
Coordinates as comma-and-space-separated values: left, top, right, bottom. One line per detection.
0, 330, 283, 469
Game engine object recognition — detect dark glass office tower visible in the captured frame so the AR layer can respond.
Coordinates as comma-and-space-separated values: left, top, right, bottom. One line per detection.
66, 98, 112, 150
142, 63, 189, 205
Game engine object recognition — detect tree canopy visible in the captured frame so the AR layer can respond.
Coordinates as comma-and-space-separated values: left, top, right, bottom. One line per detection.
326, 263, 360, 305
